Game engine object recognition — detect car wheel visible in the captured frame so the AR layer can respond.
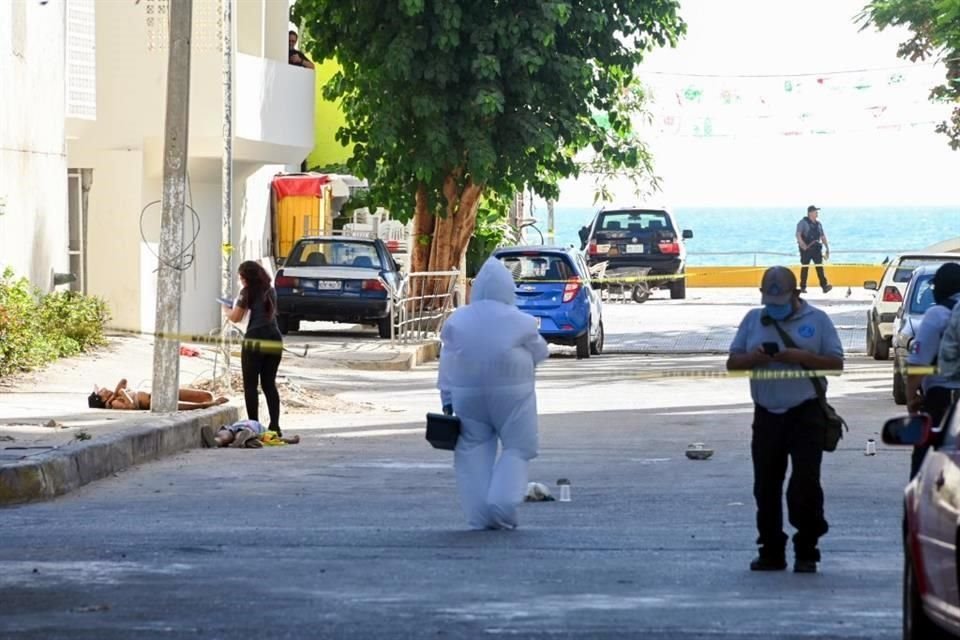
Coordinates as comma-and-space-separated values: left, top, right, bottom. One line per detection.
866, 319, 876, 355
590, 321, 604, 355
872, 322, 890, 361
631, 285, 650, 304
377, 316, 392, 339
288, 319, 300, 334
904, 546, 949, 639
277, 314, 290, 335
893, 360, 908, 405
576, 328, 591, 359
669, 276, 686, 300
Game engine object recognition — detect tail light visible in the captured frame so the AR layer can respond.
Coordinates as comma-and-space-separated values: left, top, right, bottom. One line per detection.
588, 240, 598, 256
562, 277, 582, 303
658, 240, 680, 255
882, 286, 903, 303
275, 272, 297, 288
362, 279, 386, 291
386, 240, 400, 253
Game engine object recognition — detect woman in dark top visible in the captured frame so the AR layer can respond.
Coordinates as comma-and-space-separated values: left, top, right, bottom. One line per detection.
222, 261, 284, 435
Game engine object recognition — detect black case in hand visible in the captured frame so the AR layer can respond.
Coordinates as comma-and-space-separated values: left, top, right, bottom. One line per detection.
425, 413, 461, 451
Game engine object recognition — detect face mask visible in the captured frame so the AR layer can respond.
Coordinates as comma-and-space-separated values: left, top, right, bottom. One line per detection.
764, 302, 793, 321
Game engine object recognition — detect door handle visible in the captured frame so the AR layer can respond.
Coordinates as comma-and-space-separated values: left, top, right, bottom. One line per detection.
936, 472, 946, 491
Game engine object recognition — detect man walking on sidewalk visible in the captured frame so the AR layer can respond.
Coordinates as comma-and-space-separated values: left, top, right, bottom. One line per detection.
796, 205, 832, 294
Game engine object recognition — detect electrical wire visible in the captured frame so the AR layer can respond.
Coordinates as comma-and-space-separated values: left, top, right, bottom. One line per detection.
640, 60, 959, 79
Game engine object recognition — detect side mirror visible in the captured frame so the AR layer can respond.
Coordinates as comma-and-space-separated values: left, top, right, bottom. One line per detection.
863, 280, 878, 291
578, 227, 589, 249
881, 414, 932, 446
682, 229, 693, 240
276, 257, 286, 267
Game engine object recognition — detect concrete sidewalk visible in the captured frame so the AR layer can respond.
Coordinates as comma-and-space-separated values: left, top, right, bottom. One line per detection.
0, 331, 436, 505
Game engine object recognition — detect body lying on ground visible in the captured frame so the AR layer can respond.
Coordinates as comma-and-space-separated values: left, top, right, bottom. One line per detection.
88, 379, 228, 411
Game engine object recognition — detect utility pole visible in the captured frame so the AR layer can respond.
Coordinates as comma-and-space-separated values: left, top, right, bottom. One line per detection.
151, 0, 193, 413
220, 0, 233, 300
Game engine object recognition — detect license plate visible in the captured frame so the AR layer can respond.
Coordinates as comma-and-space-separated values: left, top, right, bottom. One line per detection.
315, 280, 341, 290
626, 245, 645, 254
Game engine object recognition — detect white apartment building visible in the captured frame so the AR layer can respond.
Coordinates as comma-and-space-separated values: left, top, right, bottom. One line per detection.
2, 0, 314, 335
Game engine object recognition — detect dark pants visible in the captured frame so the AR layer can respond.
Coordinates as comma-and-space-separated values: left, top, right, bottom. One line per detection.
799, 244, 828, 290
752, 400, 829, 560
241, 324, 283, 431
911, 387, 959, 477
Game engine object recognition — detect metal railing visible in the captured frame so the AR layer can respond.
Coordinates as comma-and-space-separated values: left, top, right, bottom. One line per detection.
687, 249, 914, 266
392, 270, 459, 344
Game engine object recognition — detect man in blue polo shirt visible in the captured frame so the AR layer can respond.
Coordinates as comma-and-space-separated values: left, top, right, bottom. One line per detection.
905, 262, 960, 476
728, 266, 844, 574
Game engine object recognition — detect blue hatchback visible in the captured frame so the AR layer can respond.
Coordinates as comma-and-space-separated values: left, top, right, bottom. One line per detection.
492, 246, 604, 359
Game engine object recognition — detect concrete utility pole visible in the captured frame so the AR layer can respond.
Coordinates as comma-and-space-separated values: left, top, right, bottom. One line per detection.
151, 0, 193, 413
220, 0, 234, 301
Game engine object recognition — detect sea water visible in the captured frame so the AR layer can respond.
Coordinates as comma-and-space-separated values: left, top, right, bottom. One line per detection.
535, 205, 960, 266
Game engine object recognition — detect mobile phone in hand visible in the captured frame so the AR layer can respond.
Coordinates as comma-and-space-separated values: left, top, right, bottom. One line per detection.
762, 341, 780, 356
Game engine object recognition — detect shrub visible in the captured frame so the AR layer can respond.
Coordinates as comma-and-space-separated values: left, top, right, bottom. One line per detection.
0, 267, 110, 378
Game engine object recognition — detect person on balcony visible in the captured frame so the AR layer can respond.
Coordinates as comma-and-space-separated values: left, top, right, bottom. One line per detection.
288, 30, 315, 69
437, 258, 549, 530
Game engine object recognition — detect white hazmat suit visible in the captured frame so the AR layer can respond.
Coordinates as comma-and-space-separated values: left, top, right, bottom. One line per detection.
438, 258, 549, 530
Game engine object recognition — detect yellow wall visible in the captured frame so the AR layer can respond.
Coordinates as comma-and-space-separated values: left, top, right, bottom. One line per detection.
684, 264, 885, 288
306, 59, 352, 169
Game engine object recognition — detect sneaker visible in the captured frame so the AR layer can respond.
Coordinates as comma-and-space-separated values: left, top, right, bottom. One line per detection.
750, 555, 787, 571
794, 559, 818, 573
822, 284, 833, 294
800, 288, 808, 294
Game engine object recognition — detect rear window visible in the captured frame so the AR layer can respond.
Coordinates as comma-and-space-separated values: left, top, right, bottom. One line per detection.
908, 274, 936, 314
497, 254, 575, 282
287, 240, 382, 269
893, 258, 955, 283
597, 210, 671, 233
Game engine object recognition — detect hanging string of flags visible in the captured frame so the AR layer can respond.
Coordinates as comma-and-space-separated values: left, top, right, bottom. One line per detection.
630, 63, 954, 138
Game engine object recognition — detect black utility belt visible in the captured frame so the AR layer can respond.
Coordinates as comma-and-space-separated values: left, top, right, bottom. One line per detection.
757, 398, 820, 414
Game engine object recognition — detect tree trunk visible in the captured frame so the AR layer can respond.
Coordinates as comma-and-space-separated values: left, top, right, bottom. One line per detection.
410, 173, 484, 274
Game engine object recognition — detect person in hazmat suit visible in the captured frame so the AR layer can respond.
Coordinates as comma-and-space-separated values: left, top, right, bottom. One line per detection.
438, 257, 549, 530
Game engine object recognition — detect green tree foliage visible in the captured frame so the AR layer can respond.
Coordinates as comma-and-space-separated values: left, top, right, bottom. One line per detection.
859, 0, 960, 149
292, 0, 685, 271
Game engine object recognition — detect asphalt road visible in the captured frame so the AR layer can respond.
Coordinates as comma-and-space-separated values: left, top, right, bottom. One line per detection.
0, 351, 909, 639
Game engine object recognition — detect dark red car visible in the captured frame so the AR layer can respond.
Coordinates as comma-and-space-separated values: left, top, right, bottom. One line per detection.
885, 406, 960, 639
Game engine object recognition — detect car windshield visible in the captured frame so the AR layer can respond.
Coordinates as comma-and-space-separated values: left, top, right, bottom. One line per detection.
498, 254, 574, 282
908, 274, 936, 314
894, 258, 953, 283
597, 210, 670, 233
286, 240, 382, 269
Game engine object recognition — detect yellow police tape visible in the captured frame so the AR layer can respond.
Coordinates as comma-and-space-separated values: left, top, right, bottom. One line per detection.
106, 326, 939, 379
476, 263, 884, 288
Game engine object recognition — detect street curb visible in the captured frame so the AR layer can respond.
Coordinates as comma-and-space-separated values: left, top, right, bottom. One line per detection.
335, 340, 440, 372
0, 406, 237, 506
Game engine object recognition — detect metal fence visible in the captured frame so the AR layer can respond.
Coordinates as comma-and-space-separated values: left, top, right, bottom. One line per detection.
392, 270, 460, 344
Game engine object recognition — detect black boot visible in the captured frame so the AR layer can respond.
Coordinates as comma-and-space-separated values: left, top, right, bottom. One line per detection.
750, 546, 787, 571
794, 547, 821, 574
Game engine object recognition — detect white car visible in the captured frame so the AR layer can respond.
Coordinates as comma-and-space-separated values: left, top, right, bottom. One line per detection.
864, 253, 960, 360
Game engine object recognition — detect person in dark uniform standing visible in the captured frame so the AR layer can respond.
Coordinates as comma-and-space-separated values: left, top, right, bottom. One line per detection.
222, 261, 284, 436
905, 262, 960, 476
796, 205, 832, 294
728, 266, 844, 573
